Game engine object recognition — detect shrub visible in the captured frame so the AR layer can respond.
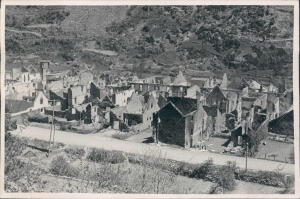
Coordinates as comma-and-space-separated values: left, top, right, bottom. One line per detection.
50, 155, 79, 177
5, 133, 28, 158
87, 148, 126, 164
64, 147, 86, 160
191, 159, 216, 180
215, 161, 236, 191
5, 158, 27, 181
5, 114, 17, 131
175, 161, 196, 176
128, 152, 293, 189
236, 170, 288, 187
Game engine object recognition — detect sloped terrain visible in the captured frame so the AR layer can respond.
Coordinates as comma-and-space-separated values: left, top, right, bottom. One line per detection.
5, 6, 294, 80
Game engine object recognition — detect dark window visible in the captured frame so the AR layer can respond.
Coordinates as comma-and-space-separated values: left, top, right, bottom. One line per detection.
40, 98, 43, 104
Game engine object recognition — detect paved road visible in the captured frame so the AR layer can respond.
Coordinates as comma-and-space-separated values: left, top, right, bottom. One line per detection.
11, 126, 294, 174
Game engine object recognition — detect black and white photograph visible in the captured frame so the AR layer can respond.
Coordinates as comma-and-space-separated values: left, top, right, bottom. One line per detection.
1, 0, 299, 197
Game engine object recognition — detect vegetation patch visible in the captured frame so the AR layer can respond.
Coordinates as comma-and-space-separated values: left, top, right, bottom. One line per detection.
5, 133, 45, 192
127, 152, 292, 189
50, 155, 79, 177
236, 170, 293, 188
64, 147, 86, 160
87, 148, 126, 164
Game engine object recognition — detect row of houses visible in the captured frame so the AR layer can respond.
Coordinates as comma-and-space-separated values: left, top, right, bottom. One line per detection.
5, 60, 293, 147
150, 70, 293, 148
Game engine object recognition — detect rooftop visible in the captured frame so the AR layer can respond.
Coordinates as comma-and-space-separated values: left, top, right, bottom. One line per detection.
167, 97, 197, 116
5, 99, 34, 113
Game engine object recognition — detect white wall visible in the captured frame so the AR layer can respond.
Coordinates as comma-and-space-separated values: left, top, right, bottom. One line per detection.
115, 89, 134, 106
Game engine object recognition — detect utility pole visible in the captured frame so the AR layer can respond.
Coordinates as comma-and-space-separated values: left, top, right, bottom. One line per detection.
245, 142, 248, 172
52, 99, 56, 146
48, 99, 55, 155
79, 109, 82, 125
157, 113, 160, 144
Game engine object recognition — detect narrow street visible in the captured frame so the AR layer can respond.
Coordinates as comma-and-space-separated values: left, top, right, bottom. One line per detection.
11, 126, 294, 175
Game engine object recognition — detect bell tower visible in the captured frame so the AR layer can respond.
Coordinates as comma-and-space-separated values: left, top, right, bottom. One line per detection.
40, 60, 49, 81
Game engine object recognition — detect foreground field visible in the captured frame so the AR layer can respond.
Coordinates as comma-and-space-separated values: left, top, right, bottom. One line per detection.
5, 133, 293, 194
11, 126, 295, 174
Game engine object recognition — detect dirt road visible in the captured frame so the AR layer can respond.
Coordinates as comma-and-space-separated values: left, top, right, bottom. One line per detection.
11, 126, 294, 174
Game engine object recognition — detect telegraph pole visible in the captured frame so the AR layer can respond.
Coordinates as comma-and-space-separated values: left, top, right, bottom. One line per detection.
245, 142, 248, 172
48, 99, 55, 155
52, 99, 56, 146
156, 113, 160, 144
48, 114, 52, 154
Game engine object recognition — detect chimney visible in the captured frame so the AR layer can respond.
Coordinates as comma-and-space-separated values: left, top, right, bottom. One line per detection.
196, 91, 201, 109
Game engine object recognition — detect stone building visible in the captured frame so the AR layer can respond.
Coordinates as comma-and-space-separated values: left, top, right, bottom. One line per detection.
152, 97, 197, 147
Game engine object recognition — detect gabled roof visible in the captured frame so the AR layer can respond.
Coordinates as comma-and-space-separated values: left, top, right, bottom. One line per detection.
100, 95, 112, 103
166, 97, 197, 116
5, 100, 34, 113
21, 67, 29, 73
126, 92, 145, 114
143, 93, 158, 111
172, 71, 188, 86
268, 108, 293, 136
91, 96, 114, 109
158, 94, 168, 108
206, 86, 226, 101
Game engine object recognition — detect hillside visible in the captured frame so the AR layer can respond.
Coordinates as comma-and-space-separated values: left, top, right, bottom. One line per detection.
5, 5, 294, 81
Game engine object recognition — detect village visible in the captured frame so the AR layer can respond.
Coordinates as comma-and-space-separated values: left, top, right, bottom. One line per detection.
2, 3, 298, 194
5, 59, 294, 165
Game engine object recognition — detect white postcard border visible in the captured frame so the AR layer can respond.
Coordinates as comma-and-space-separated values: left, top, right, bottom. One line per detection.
0, 0, 299, 198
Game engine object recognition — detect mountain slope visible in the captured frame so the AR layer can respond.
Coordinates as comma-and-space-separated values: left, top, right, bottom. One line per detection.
5, 5, 294, 80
